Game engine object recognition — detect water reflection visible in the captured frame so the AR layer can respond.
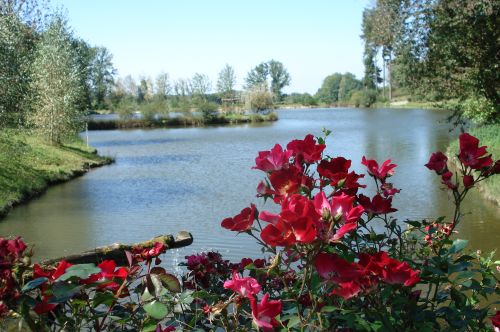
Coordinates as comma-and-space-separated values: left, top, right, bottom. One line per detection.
0, 108, 498, 265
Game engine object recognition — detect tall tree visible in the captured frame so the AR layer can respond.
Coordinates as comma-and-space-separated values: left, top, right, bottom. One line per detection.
30, 16, 84, 143
191, 73, 212, 98
268, 59, 291, 101
155, 72, 171, 100
245, 62, 269, 89
0, 14, 35, 127
361, 8, 381, 90
89, 46, 116, 109
216, 64, 236, 99
315, 73, 343, 104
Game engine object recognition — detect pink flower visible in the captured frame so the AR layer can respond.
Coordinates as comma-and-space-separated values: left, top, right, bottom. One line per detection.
223, 271, 261, 298
221, 204, 257, 232
250, 293, 282, 332
458, 133, 493, 170
286, 134, 325, 164
323, 193, 364, 241
425, 152, 448, 174
253, 144, 292, 172
361, 156, 397, 182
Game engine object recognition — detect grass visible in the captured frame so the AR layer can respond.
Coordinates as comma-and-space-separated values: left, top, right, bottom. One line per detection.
87, 112, 278, 130
0, 130, 112, 219
447, 124, 500, 205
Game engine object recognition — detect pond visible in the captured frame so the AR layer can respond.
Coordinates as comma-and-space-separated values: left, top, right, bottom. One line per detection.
0, 108, 498, 269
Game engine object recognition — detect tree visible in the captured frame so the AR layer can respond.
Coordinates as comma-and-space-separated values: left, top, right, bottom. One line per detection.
155, 72, 171, 100
137, 76, 153, 103
245, 60, 291, 101
361, 8, 382, 90
245, 85, 274, 112
89, 46, 116, 109
0, 14, 35, 127
191, 73, 212, 98
268, 59, 291, 101
338, 73, 362, 103
216, 64, 236, 99
245, 62, 269, 89
315, 73, 343, 104
30, 16, 84, 143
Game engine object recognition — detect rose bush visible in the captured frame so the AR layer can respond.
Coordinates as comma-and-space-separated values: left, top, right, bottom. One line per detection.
0, 131, 499, 331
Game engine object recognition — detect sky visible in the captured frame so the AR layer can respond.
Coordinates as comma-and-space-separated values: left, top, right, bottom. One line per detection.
52, 0, 370, 94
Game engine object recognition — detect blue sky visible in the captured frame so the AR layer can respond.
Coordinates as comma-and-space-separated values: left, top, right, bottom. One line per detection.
54, 0, 370, 94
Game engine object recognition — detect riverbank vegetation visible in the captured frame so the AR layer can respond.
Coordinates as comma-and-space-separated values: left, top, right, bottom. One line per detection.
360, 0, 499, 123
88, 112, 278, 130
0, 130, 111, 219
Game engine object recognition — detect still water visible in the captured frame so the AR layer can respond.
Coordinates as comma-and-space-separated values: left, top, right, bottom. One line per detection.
0, 108, 498, 267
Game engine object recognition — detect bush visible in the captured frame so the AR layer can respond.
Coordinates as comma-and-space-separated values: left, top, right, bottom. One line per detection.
1, 132, 499, 331
351, 89, 378, 107
245, 85, 274, 112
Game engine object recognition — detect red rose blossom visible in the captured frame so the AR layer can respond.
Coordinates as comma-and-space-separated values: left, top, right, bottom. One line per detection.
221, 204, 257, 232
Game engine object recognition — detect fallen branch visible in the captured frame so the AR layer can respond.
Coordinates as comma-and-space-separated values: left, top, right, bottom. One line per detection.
39, 231, 193, 266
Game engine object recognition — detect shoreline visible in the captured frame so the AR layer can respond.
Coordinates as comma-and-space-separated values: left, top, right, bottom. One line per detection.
87, 112, 278, 130
0, 133, 113, 221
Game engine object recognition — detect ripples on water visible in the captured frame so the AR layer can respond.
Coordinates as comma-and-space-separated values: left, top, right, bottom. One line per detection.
0, 108, 498, 272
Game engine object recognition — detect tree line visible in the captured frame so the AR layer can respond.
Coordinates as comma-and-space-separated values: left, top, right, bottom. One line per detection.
0, 0, 117, 142
361, 0, 499, 124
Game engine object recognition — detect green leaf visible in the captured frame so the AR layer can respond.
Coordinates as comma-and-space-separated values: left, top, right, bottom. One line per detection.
404, 220, 422, 227
158, 273, 181, 293
146, 274, 163, 298
92, 291, 116, 308
448, 239, 468, 254
57, 264, 100, 281
286, 315, 301, 328
141, 322, 158, 332
144, 300, 168, 320
448, 261, 471, 274
50, 282, 81, 303
22, 277, 48, 292
321, 306, 337, 313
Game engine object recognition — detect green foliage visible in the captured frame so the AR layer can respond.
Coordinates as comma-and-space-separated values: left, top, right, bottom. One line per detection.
268, 59, 291, 101
216, 64, 236, 99
350, 89, 378, 107
362, 0, 500, 122
244, 85, 274, 112
316, 73, 363, 105
245, 60, 291, 101
0, 14, 36, 128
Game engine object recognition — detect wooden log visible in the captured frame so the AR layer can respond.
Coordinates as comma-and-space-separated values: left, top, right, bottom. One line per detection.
39, 231, 193, 266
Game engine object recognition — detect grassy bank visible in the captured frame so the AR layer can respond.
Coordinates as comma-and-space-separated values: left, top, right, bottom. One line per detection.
0, 130, 112, 219
87, 112, 278, 130
447, 124, 499, 205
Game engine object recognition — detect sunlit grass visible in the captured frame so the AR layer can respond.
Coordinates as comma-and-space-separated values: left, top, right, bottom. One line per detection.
0, 130, 111, 217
